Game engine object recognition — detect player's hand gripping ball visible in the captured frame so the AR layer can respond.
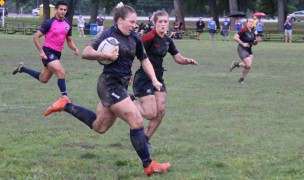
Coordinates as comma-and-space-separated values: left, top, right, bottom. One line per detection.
97, 37, 120, 65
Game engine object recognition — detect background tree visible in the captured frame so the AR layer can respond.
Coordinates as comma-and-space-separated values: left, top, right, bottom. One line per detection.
173, 0, 185, 30
209, 0, 219, 29
66, 0, 78, 24
89, 0, 99, 23
43, 0, 50, 20
277, 0, 285, 32
229, 0, 238, 32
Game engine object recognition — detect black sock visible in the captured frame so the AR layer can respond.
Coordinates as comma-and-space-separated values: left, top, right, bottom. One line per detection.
130, 128, 152, 168
238, 77, 244, 82
64, 103, 96, 129
236, 62, 240, 67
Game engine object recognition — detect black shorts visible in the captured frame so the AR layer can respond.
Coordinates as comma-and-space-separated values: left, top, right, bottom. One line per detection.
209, 29, 216, 34
132, 69, 167, 97
97, 73, 130, 107
237, 44, 252, 59
42, 47, 61, 67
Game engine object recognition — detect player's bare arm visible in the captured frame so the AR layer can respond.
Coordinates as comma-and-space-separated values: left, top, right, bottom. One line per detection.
33, 31, 47, 60
66, 36, 79, 56
82, 46, 118, 61
141, 58, 162, 91
173, 53, 198, 65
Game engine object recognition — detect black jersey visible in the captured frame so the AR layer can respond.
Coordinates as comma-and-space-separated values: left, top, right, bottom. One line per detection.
238, 26, 256, 45
89, 24, 147, 76
141, 29, 178, 70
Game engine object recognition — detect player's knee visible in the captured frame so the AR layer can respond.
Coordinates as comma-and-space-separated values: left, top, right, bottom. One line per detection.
245, 64, 251, 69
142, 110, 157, 120
94, 128, 107, 134
40, 79, 48, 83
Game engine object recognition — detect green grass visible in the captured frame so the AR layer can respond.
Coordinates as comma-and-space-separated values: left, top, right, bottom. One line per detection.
1, 33, 304, 179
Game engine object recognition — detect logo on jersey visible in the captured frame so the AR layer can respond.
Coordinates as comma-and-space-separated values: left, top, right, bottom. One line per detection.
111, 92, 120, 99
65, 26, 69, 31
49, 54, 54, 60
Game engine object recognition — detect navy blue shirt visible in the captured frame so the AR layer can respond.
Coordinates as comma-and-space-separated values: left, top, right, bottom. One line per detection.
89, 24, 147, 76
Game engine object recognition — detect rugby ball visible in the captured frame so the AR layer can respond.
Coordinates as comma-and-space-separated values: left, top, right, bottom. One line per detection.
97, 37, 120, 65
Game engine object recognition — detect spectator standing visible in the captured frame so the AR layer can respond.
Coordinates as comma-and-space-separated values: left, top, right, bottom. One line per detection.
208, 17, 217, 41
256, 18, 264, 41
145, 15, 154, 34
284, 16, 292, 43
235, 17, 243, 33
196, 17, 205, 40
96, 14, 105, 33
253, 16, 258, 29
77, 15, 85, 37
220, 16, 230, 41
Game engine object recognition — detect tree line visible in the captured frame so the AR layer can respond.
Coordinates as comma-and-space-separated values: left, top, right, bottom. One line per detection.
6, 0, 304, 32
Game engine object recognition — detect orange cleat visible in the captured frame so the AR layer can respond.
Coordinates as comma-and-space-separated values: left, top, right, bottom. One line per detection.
144, 160, 170, 176
44, 96, 70, 116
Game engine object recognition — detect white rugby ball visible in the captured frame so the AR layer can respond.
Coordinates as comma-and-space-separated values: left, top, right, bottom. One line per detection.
97, 37, 120, 65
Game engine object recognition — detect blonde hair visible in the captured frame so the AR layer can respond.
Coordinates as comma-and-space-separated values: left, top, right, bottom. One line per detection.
153, 10, 169, 23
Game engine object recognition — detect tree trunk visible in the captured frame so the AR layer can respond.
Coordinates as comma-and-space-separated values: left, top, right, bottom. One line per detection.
66, 0, 78, 25
43, 0, 50, 21
173, 0, 185, 30
209, 0, 219, 29
89, 0, 99, 24
277, 0, 284, 32
229, 0, 238, 31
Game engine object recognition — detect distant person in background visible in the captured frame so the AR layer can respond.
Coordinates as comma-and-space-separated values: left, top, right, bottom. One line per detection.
220, 16, 230, 41
170, 21, 181, 39
77, 15, 85, 37
256, 17, 264, 41
145, 15, 154, 34
208, 17, 217, 41
196, 17, 205, 40
96, 14, 105, 33
284, 15, 292, 43
230, 18, 259, 84
252, 16, 258, 29
235, 17, 243, 33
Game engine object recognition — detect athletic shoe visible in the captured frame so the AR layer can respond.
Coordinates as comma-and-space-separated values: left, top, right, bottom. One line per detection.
44, 96, 70, 116
12, 62, 25, 75
229, 61, 238, 72
238, 78, 245, 84
144, 161, 170, 176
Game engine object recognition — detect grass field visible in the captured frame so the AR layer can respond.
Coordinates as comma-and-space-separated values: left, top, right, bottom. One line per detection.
1, 32, 304, 179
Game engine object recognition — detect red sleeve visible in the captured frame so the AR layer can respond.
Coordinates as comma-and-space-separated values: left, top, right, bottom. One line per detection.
141, 29, 157, 43
238, 26, 248, 36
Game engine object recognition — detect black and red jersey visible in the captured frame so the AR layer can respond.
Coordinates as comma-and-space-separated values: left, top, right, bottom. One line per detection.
238, 26, 256, 45
141, 29, 179, 70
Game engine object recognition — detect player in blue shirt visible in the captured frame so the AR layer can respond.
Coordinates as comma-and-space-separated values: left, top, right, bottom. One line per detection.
44, 2, 170, 176
208, 17, 217, 41
284, 16, 293, 43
